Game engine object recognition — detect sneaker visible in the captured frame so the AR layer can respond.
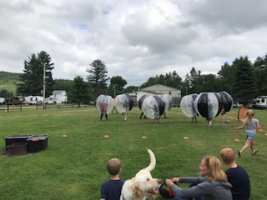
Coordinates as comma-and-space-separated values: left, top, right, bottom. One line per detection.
252, 149, 258, 155
237, 150, 241, 158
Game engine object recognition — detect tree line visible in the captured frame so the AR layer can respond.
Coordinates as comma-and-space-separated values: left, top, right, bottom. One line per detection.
9, 50, 267, 105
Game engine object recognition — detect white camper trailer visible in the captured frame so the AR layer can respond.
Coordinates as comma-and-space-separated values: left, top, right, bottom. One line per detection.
255, 96, 267, 109
24, 96, 43, 105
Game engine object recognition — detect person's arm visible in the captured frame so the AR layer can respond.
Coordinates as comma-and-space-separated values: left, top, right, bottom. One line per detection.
172, 177, 205, 184
256, 120, 265, 133
233, 123, 245, 130
166, 179, 209, 198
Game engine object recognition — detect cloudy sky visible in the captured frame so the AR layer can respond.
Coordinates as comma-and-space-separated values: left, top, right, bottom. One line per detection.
1, 0, 267, 86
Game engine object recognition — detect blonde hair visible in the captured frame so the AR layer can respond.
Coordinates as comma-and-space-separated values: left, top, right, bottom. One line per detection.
220, 148, 235, 165
202, 155, 227, 181
106, 158, 121, 176
247, 109, 255, 118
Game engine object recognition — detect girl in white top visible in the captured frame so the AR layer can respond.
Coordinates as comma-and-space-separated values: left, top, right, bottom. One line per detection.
233, 109, 264, 157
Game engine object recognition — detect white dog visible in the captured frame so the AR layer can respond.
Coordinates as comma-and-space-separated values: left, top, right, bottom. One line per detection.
120, 149, 160, 200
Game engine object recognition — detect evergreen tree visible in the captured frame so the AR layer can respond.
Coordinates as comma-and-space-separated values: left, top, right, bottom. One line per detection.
69, 76, 90, 107
253, 55, 267, 96
194, 74, 221, 93
87, 59, 109, 99
217, 62, 236, 95
17, 51, 54, 96
232, 56, 256, 104
182, 73, 191, 95
39, 51, 54, 96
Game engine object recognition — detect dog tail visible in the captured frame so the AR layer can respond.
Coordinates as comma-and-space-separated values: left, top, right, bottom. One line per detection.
145, 149, 156, 171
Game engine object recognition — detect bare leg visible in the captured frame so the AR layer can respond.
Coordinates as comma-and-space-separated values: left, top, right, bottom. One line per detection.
240, 140, 252, 153
122, 113, 127, 120
250, 141, 254, 153
251, 141, 258, 155
207, 120, 212, 128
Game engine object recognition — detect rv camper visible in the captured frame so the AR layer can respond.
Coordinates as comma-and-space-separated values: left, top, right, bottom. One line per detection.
254, 96, 267, 109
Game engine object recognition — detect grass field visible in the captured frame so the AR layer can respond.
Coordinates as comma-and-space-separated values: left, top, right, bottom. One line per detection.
0, 71, 21, 95
0, 79, 18, 95
0, 106, 267, 200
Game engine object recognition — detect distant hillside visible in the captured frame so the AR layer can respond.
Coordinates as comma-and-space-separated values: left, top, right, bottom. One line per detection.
0, 71, 22, 95
0, 71, 22, 80
0, 71, 74, 96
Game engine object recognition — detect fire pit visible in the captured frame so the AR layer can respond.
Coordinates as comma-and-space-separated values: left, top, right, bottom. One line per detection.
27, 135, 48, 153
5, 135, 32, 151
4, 135, 48, 156
6, 142, 28, 156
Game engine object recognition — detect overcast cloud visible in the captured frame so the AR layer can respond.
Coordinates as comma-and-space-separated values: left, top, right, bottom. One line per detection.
0, 0, 267, 85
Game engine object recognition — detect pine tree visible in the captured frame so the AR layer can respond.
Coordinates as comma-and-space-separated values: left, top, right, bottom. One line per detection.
87, 59, 109, 99
17, 51, 54, 96
217, 62, 236, 95
38, 51, 54, 96
232, 56, 256, 104
253, 55, 267, 96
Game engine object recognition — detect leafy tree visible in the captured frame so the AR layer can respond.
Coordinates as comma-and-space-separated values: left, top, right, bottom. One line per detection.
108, 76, 127, 97
0, 89, 13, 98
53, 79, 74, 92
140, 75, 160, 88
87, 59, 109, 99
17, 51, 54, 96
69, 76, 90, 107
123, 85, 139, 93
141, 70, 182, 89
232, 56, 256, 104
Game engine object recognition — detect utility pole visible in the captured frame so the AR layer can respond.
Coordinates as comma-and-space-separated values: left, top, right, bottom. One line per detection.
42, 64, 46, 109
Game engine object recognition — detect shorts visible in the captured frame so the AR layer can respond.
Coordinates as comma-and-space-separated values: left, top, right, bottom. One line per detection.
246, 131, 256, 141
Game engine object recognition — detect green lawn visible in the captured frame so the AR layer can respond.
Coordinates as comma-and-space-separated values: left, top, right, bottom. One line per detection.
0, 106, 266, 200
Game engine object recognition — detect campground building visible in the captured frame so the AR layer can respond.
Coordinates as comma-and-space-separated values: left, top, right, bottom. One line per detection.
128, 84, 181, 106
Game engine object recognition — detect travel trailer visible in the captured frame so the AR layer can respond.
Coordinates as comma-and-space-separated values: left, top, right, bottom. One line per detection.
254, 96, 267, 109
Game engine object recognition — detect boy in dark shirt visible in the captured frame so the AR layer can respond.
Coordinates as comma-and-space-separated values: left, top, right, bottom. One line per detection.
220, 148, 250, 200
100, 158, 124, 200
